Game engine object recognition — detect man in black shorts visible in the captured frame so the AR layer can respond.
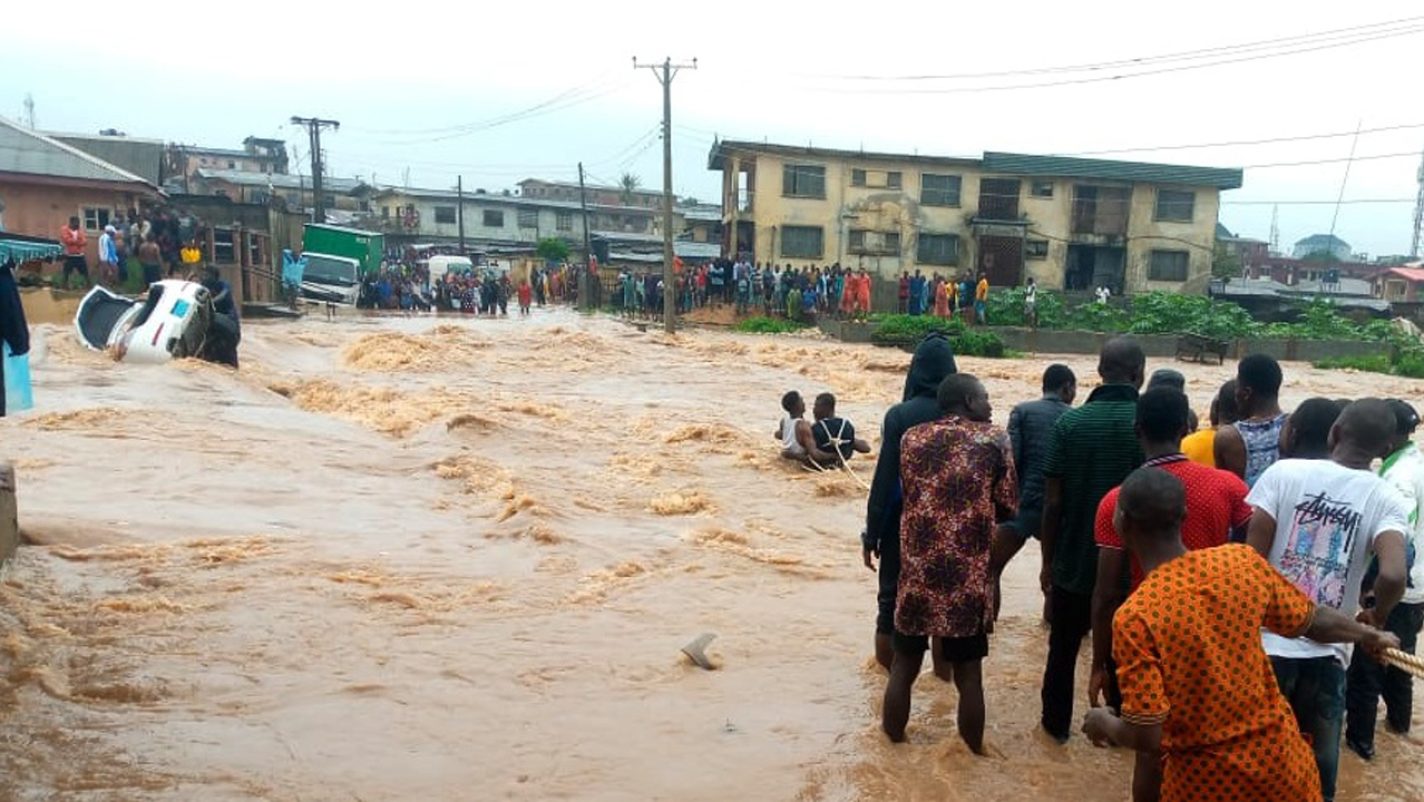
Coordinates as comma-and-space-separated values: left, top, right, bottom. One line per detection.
59, 215, 90, 290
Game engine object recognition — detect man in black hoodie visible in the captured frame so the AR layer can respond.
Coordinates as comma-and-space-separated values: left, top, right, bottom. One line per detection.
863, 332, 958, 670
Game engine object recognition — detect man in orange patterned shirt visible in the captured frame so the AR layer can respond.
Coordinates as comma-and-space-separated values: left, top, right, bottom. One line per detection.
1083, 467, 1398, 802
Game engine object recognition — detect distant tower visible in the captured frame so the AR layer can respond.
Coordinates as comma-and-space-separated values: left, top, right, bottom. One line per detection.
1412, 146, 1424, 259
22, 93, 34, 129
1269, 204, 1280, 255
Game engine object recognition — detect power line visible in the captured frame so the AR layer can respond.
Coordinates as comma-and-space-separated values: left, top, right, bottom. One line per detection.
804, 24, 1424, 95
1056, 122, 1424, 156
1222, 198, 1417, 205
356, 79, 632, 145
347, 75, 616, 136
1242, 150, 1420, 170
813, 16, 1424, 81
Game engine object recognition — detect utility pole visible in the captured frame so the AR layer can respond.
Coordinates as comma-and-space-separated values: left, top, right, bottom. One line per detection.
457, 175, 466, 255
1411, 143, 1424, 259
578, 162, 595, 305
634, 56, 697, 333
290, 116, 340, 223
22, 93, 34, 129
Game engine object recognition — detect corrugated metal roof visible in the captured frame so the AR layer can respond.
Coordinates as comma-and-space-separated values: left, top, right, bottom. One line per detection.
982, 153, 1243, 189
50, 132, 165, 185
196, 169, 362, 193
0, 116, 158, 189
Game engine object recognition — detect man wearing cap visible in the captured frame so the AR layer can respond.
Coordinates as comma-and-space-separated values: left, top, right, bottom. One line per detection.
1345, 399, 1424, 759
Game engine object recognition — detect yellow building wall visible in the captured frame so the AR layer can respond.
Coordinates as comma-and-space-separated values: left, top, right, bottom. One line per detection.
730, 148, 1225, 293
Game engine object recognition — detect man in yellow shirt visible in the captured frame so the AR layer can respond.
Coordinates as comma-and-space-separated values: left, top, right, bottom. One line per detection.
1182, 379, 1237, 467
974, 273, 989, 325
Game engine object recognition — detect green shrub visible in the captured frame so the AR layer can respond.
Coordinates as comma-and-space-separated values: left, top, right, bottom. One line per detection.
870, 314, 965, 344
734, 316, 811, 334
986, 288, 1066, 328
954, 329, 1007, 358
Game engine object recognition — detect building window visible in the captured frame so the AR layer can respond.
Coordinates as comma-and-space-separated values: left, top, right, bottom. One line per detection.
1031, 180, 1054, 198
323, 193, 336, 208
556, 212, 574, 232
483, 210, 505, 228
851, 169, 866, 187
1149, 249, 1190, 282
213, 230, 235, 264
851, 169, 902, 190
1155, 190, 1195, 222
887, 171, 902, 190
780, 225, 823, 258
381, 206, 390, 219
848, 229, 901, 256
248, 233, 262, 266
434, 205, 457, 224
782, 164, 826, 199
1026, 240, 1049, 259
921, 174, 962, 207
517, 209, 538, 228
81, 207, 112, 232
916, 233, 959, 266
228, 160, 236, 169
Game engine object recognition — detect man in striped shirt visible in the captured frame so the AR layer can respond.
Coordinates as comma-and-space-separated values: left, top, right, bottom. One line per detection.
1038, 337, 1145, 742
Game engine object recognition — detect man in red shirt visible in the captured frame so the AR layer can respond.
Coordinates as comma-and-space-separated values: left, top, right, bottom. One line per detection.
1089, 386, 1252, 795
59, 215, 90, 290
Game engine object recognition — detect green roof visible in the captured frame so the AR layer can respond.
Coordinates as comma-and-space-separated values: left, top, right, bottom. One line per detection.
982, 152, 1242, 190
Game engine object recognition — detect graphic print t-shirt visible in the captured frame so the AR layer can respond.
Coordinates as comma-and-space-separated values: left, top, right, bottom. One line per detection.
1247, 458, 1411, 665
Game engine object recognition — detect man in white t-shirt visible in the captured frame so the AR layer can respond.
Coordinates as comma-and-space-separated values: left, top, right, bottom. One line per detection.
1345, 399, 1424, 759
1245, 398, 1410, 802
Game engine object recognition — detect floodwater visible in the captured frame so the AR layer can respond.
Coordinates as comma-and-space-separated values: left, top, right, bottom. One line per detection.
1, 309, 1421, 801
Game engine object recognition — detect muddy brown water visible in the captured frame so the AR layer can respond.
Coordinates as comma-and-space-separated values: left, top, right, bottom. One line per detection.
1, 310, 1421, 801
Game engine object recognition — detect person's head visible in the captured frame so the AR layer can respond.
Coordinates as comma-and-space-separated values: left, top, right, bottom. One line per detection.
1234, 354, 1282, 415
1209, 379, 1240, 427
1387, 399, 1421, 453
813, 392, 837, 421
1330, 398, 1396, 461
204, 264, 220, 283
1098, 337, 1146, 388
1041, 363, 1077, 404
1135, 387, 1191, 452
68, 216, 80, 229
938, 373, 990, 422
103, 224, 116, 236
781, 390, 804, 417
1027, 276, 1036, 287
1114, 468, 1187, 558
1147, 368, 1186, 393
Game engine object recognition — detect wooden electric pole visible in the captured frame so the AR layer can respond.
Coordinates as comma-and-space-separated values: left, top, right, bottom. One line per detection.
578, 162, 595, 306
634, 56, 696, 333
457, 175, 466, 254
290, 116, 340, 223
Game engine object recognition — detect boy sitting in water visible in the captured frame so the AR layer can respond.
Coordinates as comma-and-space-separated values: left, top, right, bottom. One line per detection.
776, 391, 821, 463
809, 392, 870, 466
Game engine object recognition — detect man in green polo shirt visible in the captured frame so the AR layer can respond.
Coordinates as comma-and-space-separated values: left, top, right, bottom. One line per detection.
1038, 336, 1145, 743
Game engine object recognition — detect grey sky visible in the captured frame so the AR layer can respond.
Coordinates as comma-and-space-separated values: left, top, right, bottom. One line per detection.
7, 0, 1423, 257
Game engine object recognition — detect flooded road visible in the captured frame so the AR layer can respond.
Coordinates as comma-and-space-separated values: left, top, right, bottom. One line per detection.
1, 310, 1421, 801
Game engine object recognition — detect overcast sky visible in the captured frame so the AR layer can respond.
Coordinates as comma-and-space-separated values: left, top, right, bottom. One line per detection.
8, 1, 1423, 257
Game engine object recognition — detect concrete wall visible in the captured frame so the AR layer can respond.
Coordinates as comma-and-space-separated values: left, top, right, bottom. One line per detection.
721, 148, 1222, 296
0, 178, 155, 264
968, 326, 1385, 363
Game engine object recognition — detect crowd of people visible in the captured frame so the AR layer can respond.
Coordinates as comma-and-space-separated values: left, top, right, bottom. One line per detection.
615, 259, 882, 322
850, 336, 1421, 802
359, 262, 584, 317
895, 269, 992, 325
56, 207, 208, 291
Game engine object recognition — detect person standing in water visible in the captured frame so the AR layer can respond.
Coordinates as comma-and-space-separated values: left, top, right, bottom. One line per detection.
864, 332, 958, 670
1215, 354, 1288, 486
1083, 467, 1398, 802
882, 374, 1017, 751
1245, 399, 1410, 802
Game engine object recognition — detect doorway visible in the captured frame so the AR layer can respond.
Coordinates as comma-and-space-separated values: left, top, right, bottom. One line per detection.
978, 236, 1023, 288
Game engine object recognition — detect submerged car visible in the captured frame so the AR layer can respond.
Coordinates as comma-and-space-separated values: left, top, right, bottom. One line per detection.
74, 281, 215, 363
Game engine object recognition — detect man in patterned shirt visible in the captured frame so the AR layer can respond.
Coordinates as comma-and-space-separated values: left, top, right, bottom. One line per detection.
881, 374, 1017, 752
1083, 467, 1398, 802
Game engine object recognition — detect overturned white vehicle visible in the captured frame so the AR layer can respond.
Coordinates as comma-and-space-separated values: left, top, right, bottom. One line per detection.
74, 280, 239, 367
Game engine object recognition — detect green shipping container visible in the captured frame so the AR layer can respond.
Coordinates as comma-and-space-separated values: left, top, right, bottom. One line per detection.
302, 224, 384, 276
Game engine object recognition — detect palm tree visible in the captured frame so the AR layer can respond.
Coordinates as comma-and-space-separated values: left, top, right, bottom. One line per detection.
619, 172, 641, 205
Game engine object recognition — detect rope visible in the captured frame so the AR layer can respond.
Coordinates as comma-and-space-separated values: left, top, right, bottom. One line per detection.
1381, 647, 1424, 679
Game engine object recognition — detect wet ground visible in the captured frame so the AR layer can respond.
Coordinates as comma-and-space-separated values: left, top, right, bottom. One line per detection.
1, 308, 1421, 801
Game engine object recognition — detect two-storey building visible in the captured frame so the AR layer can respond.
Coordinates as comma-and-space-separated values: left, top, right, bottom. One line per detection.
367, 187, 589, 253
709, 140, 1242, 294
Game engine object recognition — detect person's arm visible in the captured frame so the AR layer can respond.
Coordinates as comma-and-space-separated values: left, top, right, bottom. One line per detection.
1040, 477, 1063, 594
1090, 547, 1126, 706
795, 420, 823, 458
1244, 508, 1277, 558
852, 437, 871, 454
1007, 407, 1025, 480
1214, 425, 1247, 481
1368, 530, 1408, 625
864, 409, 900, 560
